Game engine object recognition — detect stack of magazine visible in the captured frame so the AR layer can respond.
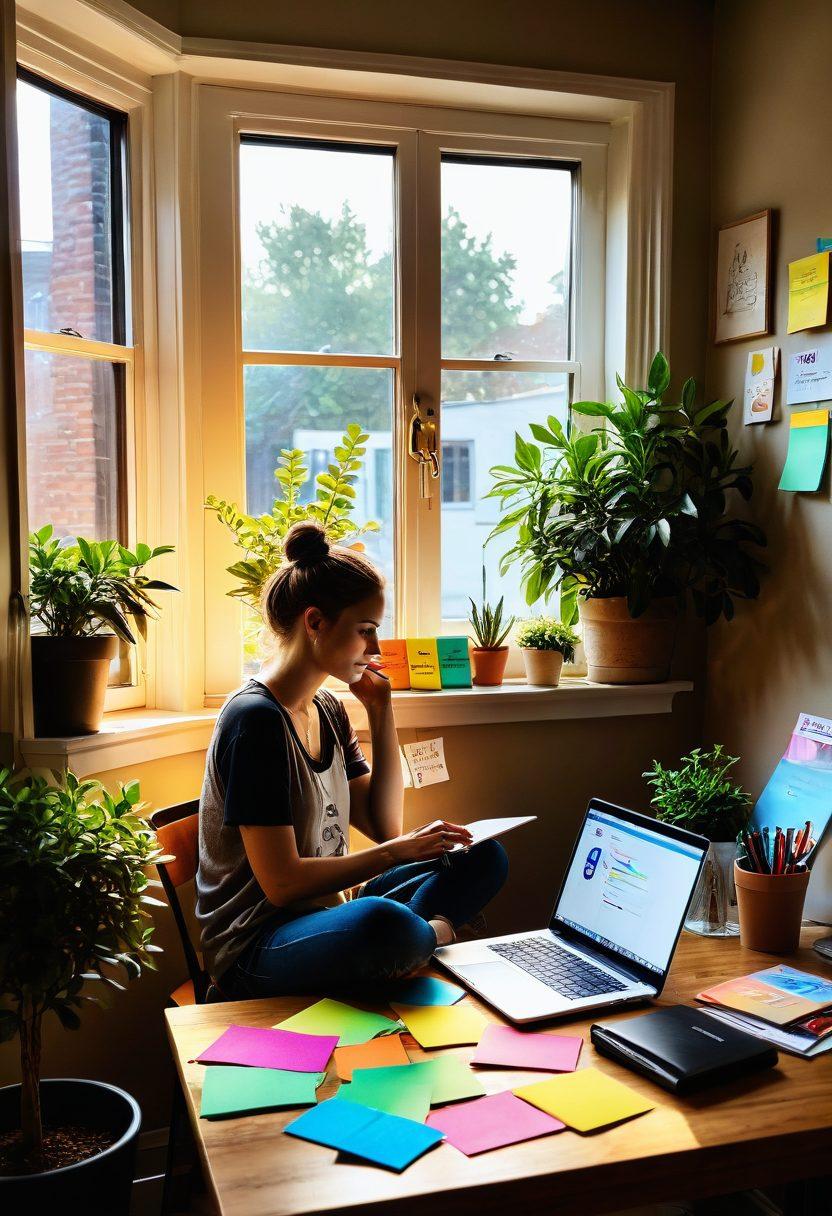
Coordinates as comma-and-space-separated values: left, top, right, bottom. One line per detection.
696, 965, 832, 1058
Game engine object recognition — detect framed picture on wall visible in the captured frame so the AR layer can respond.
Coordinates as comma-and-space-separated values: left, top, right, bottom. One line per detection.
713, 210, 771, 344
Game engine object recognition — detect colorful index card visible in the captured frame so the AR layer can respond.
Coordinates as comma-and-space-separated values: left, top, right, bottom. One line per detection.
192, 1024, 337, 1073
334, 1034, 410, 1082
405, 638, 442, 689
436, 636, 472, 688
471, 1024, 582, 1073
514, 1067, 654, 1132
284, 1097, 444, 1172
378, 639, 410, 689
383, 976, 465, 1006
788, 251, 830, 333
778, 408, 829, 492
392, 1002, 488, 1048
275, 999, 401, 1047
426, 1090, 565, 1156
404, 1056, 485, 1105
340, 1067, 432, 1123
199, 1066, 324, 1119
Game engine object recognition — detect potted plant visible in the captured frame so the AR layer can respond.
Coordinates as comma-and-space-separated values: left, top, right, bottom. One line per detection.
487, 353, 766, 683
468, 596, 515, 686
515, 617, 579, 687
29, 527, 177, 736
644, 745, 752, 937
0, 768, 168, 1207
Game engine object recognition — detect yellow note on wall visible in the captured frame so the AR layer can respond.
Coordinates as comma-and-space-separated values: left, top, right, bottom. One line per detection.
788, 252, 830, 333
405, 638, 441, 690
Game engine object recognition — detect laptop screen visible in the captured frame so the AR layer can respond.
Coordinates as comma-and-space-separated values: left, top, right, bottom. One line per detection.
552, 804, 706, 976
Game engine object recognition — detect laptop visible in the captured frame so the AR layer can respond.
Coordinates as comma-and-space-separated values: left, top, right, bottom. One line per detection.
434, 798, 709, 1023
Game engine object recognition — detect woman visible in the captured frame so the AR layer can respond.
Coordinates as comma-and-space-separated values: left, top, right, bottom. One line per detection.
196, 520, 508, 1000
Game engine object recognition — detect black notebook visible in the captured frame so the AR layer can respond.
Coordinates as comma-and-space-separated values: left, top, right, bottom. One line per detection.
590, 1004, 778, 1095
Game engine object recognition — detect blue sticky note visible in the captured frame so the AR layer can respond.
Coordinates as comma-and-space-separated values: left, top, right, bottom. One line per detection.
384, 976, 465, 1006
285, 1097, 444, 1171
817, 238, 832, 253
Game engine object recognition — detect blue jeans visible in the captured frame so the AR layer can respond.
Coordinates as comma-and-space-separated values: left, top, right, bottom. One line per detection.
218, 839, 508, 1000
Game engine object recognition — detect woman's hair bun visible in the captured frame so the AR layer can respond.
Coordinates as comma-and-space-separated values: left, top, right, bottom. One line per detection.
284, 521, 330, 566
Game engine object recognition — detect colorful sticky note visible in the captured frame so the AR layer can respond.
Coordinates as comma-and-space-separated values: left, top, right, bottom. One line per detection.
340, 1067, 432, 1122
392, 1003, 488, 1048
383, 976, 465, 1007
405, 638, 442, 690
405, 1056, 486, 1105
787, 251, 830, 333
514, 1067, 654, 1132
334, 1034, 411, 1082
378, 639, 410, 690
436, 636, 472, 688
778, 408, 829, 492
192, 1024, 337, 1073
275, 999, 401, 1047
199, 1066, 324, 1119
471, 1024, 582, 1072
284, 1097, 444, 1172
426, 1090, 565, 1156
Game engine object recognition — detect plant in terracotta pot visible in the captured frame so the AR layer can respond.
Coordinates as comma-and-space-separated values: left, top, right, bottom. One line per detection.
468, 596, 515, 686
644, 744, 752, 937
515, 617, 579, 687
0, 768, 168, 1207
486, 353, 766, 683
29, 526, 177, 736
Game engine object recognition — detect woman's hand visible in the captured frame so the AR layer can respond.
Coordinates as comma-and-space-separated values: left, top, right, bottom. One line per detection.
385, 819, 474, 864
351, 661, 392, 716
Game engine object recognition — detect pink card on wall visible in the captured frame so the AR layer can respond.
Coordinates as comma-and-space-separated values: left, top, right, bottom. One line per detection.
470, 1023, 582, 1072
191, 1024, 338, 1073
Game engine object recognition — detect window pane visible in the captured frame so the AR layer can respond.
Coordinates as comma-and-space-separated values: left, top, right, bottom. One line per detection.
441, 157, 572, 361
17, 77, 119, 343
24, 349, 121, 539
240, 140, 395, 355
440, 370, 570, 620
244, 364, 395, 630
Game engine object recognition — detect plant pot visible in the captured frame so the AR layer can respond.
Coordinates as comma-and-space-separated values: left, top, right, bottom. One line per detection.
472, 647, 509, 686
684, 841, 739, 937
734, 861, 810, 954
521, 649, 564, 687
31, 634, 119, 736
580, 596, 678, 684
0, 1079, 140, 1211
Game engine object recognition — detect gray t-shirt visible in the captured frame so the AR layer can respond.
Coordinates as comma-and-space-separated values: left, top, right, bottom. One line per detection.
195, 680, 369, 981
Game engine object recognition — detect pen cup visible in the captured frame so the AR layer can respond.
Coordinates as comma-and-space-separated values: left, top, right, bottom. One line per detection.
733, 860, 811, 954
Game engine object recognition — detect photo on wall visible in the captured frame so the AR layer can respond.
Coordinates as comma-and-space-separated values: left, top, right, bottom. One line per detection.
713, 210, 771, 344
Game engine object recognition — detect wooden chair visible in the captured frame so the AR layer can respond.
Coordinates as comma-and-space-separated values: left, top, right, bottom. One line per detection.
149, 799, 209, 1007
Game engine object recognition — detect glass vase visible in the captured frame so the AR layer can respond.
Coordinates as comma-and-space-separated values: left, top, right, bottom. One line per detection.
684, 841, 740, 937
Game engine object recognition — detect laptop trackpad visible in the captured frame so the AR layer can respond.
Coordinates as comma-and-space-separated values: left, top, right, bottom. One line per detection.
452, 961, 564, 1014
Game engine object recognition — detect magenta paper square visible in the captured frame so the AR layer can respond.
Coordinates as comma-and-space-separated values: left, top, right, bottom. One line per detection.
192, 1024, 338, 1073
426, 1090, 564, 1155
471, 1024, 582, 1072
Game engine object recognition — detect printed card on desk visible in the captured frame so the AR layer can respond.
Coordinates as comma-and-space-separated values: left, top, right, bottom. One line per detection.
402, 737, 449, 787
743, 346, 778, 424
436, 636, 472, 687
786, 346, 832, 406
378, 639, 410, 689
405, 638, 442, 689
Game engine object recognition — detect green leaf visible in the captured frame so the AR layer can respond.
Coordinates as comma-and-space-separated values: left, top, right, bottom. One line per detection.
647, 351, 671, 398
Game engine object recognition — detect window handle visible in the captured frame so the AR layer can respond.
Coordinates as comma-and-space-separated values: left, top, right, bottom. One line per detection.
409, 393, 440, 501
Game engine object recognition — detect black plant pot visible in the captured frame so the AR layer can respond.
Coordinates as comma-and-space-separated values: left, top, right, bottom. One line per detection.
0, 1079, 141, 1213
31, 634, 119, 736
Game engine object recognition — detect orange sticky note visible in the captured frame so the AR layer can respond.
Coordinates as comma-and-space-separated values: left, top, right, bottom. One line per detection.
334, 1033, 411, 1082
378, 640, 410, 690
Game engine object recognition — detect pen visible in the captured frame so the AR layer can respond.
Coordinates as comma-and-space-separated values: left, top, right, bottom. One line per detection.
785, 826, 794, 871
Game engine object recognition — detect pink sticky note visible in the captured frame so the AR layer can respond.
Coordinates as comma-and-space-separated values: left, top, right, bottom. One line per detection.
192, 1024, 337, 1073
426, 1090, 564, 1155
471, 1024, 582, 1072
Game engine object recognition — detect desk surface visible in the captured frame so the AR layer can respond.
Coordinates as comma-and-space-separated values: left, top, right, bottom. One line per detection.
165, 927, 832, 1216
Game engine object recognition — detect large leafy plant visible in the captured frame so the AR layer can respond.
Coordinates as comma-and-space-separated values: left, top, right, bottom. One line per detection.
644, 745, 752, 842
29, 526, 176, 643
0, 769, 169, 1168
487, 353, 766, 626
205, 423, 380, 613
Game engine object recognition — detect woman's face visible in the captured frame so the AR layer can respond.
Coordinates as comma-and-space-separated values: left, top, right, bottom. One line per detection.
310, 592, 385, 684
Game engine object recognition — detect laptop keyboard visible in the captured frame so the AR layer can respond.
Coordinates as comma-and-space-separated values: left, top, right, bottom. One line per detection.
488, 937, 629, 999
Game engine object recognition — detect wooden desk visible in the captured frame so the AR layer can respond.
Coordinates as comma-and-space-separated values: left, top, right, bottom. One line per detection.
165, 927, 832, 1216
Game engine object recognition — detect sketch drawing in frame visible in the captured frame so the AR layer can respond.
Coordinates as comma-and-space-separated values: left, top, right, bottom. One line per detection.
714, 210, 771, 344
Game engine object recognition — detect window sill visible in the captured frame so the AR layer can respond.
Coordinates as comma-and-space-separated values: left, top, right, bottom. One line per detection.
19, 679, 692, 775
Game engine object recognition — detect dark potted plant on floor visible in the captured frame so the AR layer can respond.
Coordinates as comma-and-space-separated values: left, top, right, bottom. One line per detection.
644, 745, 752, 937
0, 768, 168, 1208
468, 595, 515, 686
487, 353, 766, 683
29, 526, 177, 735
515, 617, 579, 687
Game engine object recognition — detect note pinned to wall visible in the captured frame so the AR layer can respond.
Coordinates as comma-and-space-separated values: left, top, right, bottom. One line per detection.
786, 347, 832, 406
787, 252, 830, 333
743, 345, 778, 424
402, 737, 449, 787
778, 409, 830, 492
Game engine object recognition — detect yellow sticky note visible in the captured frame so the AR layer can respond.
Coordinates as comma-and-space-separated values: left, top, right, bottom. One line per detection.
788, 252, 830, 333
392, 1003, 487, 1048
751, 352, 765, 375
514, 1067, 654, 1132
405, 638, 442, 690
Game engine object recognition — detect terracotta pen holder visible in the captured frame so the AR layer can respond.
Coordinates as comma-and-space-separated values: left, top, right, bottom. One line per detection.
733, 860, 811, 954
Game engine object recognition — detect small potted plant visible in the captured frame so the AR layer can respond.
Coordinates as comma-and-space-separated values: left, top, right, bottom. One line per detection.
644, 745, 752, 937
468, 596, 515, 686
515, 617, 579, 686
29, 526, 177, 736
0, 768, 168, 1207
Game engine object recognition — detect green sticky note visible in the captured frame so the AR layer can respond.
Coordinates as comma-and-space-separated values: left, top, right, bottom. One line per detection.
275, 998, 401, 1047
340, 1067, 432, 1122
436, 636, 473, 688
199, 1066, 324, 1120
779, 409, 829, 492
345, 1058, 484, 1108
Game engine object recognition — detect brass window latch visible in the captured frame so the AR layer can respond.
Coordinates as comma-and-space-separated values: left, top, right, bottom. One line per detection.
408, 393, 440, 500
